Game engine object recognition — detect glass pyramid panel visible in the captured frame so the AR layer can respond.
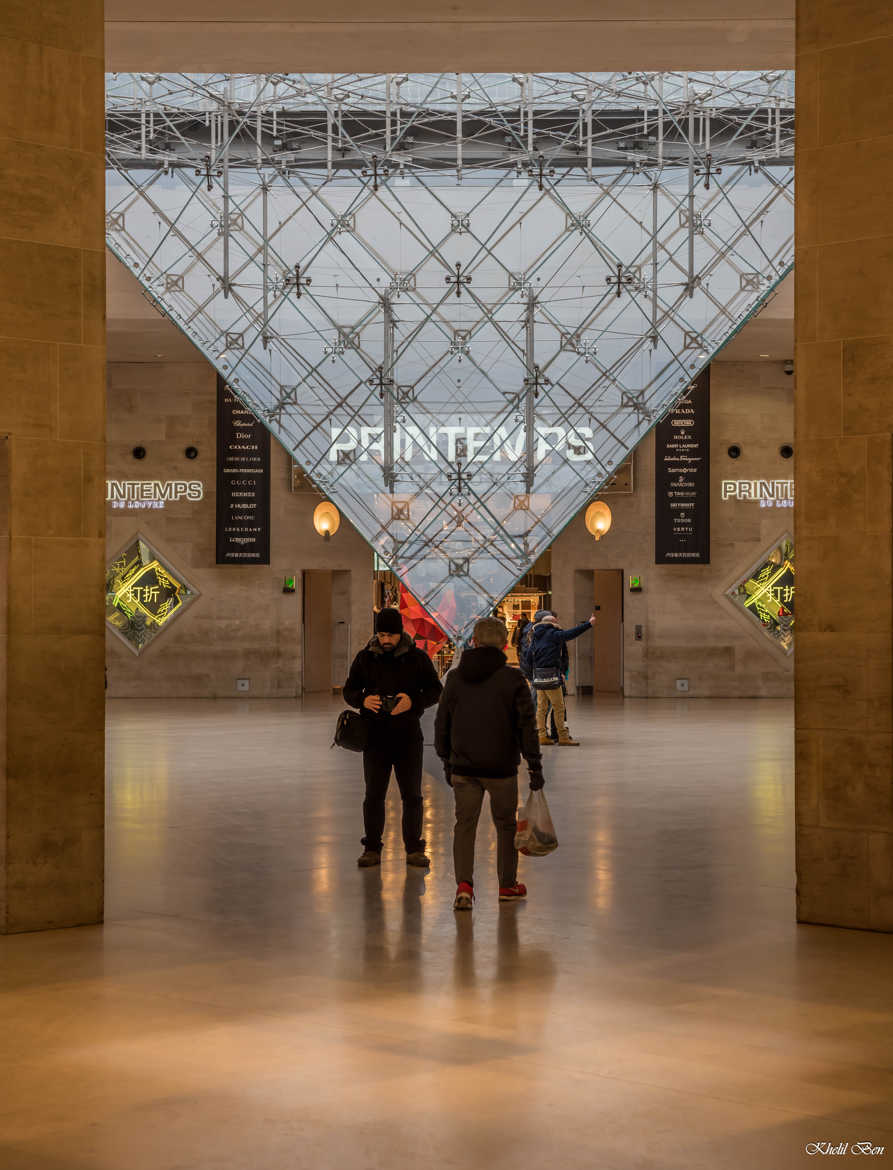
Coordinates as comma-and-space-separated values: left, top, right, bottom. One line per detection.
106, 71, 794, 638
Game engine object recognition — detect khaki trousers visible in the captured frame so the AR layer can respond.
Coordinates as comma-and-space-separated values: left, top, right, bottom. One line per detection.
536, 686, 567, 736
453, 774, 519, 888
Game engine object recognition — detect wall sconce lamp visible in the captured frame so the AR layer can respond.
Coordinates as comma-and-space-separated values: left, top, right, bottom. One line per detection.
313, 500, 341, 541
584, 500, 613, 541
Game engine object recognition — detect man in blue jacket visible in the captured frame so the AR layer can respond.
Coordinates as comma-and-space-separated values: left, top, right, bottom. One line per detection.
521, 610, 597, 745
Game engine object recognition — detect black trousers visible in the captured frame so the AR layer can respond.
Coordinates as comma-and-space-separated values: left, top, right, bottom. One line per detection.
362, 733, 425, 854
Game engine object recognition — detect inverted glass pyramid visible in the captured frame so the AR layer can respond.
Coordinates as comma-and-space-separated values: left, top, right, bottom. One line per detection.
106, 72, 794, 637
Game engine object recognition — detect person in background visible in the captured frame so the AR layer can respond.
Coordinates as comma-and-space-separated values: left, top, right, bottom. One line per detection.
511, 614, 530, 651
343, 608, 442, 869
518, 608, 547, 684
435, 616, 544, 911
521, 610, 597, 746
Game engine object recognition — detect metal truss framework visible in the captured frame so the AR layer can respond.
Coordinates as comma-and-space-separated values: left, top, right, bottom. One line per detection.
106, 71, 794, 637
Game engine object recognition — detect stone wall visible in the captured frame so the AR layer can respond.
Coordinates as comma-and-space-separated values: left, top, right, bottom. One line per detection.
106, 359, 373, 697
0, 0, 106, 931
795, 2, 893, 931
551, 361, 795, 698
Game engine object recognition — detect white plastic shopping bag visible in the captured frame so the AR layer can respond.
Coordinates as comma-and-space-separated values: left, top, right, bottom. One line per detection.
514, 789, 558, 856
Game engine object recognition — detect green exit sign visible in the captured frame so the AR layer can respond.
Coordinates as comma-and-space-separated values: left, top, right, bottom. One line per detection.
629, 576, 642, 592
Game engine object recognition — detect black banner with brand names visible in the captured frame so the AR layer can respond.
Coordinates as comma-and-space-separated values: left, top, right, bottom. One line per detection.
654, 368, 710, 565
216, 376, 271, 565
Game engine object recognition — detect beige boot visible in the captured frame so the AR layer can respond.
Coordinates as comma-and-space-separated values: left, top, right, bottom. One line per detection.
557, 732, 580, 746
538, 731, 556, 746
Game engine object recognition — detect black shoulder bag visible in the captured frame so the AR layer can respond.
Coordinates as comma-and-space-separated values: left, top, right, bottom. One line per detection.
332, 709, 369, 752
532, 665, 563, 690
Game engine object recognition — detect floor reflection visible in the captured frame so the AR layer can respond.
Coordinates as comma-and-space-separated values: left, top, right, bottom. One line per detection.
3, 696, 887, 1170
452, 914, 476, 989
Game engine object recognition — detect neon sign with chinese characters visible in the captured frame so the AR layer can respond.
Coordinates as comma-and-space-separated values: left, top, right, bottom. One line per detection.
725, 536, 794, 655
106, 536, 199, 654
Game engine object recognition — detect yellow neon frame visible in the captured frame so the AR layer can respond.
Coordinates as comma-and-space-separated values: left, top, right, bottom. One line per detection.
113, 559, 183, 626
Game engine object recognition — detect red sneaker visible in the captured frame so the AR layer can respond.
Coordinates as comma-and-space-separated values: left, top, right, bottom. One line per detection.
498, 883, 528, 902
453, 882, 474, 911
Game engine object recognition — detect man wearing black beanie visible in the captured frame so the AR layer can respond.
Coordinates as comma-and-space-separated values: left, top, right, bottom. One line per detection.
343, 608, 443, 868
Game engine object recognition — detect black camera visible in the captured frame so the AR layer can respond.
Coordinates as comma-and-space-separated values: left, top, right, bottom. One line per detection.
379, 694, 399, 715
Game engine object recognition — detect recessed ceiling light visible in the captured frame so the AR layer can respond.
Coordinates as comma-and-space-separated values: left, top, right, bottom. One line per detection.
759, 353, 770, 357
154, 352, 165, 358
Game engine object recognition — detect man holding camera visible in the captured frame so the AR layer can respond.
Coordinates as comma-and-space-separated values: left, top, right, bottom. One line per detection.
343, 608, 442, 869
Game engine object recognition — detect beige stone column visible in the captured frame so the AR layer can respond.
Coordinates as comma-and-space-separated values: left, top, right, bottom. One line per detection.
0, 2, 105, 931
796, 4, 893, 929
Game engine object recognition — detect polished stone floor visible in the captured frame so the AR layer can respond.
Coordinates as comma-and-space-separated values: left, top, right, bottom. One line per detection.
2, 696, 893, 1169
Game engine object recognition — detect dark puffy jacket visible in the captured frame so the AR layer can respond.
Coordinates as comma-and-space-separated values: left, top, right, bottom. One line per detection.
521, 618, 593, 676
518, 622, 535, 678
343, 634, 442, 741
511, 617, 530, 648
435, 646, 542, 779
519, 623, 570, 679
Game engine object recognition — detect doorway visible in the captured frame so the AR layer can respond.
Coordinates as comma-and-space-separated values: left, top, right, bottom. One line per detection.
593, 570, 623, 693
302, 569, 351, 694
573, 568, 623, 694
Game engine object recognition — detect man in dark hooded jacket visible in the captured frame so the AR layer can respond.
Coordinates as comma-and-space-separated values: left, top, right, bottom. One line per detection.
343, 608, 442, 868
435, 616, 544, 910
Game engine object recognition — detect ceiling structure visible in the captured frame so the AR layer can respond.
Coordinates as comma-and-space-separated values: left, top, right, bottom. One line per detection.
714, 269, 792, 361
107, 254, 203, 362
106, 71, 794, 637
104, 0, 794, 73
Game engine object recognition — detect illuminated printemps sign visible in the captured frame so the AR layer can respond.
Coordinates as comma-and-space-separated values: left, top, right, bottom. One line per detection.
106, 536, 199, 654
328, 424, 599, 464
721, 479, 794, 508
106, 480, 204, 510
